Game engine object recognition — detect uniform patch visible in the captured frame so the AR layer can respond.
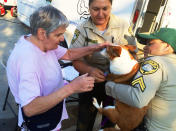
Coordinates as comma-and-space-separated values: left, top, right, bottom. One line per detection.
132, 76, 146, 92
71, 29, 80, 44
85, 38, 98, 44
140, 60, 159, 75
128, 26, 134, 36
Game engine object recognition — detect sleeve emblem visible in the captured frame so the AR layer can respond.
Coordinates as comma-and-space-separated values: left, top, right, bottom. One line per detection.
140, 60, 159, 75
71, 29, 80, 44
132, 76, 146, 92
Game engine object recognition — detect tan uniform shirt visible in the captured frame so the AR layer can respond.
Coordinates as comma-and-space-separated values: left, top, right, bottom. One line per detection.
106, 54, 176, 131
70, 14, 136, 72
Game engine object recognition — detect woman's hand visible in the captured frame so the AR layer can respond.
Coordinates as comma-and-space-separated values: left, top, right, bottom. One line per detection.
69, 73, 95, 93
88, 67, 106, 83
91, 42, 112, 52
62, 42, 112, 61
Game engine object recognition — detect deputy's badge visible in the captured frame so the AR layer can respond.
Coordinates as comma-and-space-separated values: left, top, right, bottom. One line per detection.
140, 60, 159, 75
71, 29, 80, 44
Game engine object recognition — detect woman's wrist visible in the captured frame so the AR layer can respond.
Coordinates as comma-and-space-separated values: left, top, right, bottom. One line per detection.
61, 84, 74, 96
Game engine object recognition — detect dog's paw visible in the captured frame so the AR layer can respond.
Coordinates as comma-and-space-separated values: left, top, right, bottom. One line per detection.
114, 124, 120, 130
93, 97, 102, 109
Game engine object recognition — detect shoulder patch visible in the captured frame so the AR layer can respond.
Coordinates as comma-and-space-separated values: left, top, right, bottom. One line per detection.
71, 29, 80, 44
140, 60, 159, 75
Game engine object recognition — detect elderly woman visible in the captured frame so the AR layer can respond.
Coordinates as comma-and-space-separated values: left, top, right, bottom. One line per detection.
6, 5, 109, 131
70, 0, 137, 130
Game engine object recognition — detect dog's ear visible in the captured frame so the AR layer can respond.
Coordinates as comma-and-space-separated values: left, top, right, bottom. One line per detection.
113, 46, 122, 57
124, 45, 138, 60
107, 46, 122, 60
125, 45, 136, 52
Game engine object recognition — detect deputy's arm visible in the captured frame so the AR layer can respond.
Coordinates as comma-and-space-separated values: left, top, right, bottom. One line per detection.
72, 60, 93, 75
105, 59, 162, 108
73, 60, 106, 83
69, 27, 106, 82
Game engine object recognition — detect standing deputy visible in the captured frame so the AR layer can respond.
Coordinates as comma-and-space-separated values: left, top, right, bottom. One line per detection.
70, 0, 137, 130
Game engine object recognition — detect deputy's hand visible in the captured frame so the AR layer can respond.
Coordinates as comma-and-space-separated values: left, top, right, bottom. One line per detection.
88, 67, 106, 83
143, 45, 152, 58
69, 73, 95, 93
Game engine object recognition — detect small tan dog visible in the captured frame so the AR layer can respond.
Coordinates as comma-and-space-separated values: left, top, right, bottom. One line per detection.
93, 45, 148, 131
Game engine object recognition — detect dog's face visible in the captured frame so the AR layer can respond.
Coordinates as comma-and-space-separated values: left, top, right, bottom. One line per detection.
106, 45, 137, 60
101, 45, 138, 75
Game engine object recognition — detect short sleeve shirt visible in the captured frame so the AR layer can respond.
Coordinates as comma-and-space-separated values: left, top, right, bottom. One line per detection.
6, 35, 68, 130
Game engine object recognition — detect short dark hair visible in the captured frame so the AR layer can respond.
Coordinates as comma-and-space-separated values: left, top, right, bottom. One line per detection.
89, 0, 112, 6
